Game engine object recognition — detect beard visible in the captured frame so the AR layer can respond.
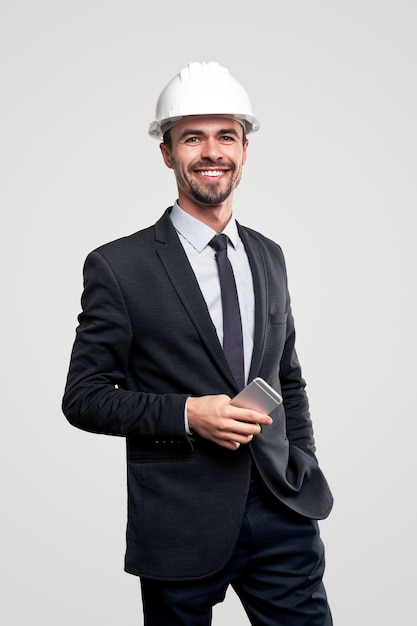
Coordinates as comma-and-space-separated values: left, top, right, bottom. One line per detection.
188, 177, 235, 206
172, 156, 243, 206
188, 162, 242, 206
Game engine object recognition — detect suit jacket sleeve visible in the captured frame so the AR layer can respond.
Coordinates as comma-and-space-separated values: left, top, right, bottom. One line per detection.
62, 249, 190, 441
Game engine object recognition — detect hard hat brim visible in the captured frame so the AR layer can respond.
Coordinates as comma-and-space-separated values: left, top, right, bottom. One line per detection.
148, 113, 260, 140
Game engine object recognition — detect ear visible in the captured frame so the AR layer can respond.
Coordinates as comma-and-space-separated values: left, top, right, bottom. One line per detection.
242, 139, 249, 166
160, 143, 174, 169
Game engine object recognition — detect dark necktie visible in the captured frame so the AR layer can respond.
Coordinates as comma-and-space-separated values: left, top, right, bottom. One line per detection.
209, 234, 245, 389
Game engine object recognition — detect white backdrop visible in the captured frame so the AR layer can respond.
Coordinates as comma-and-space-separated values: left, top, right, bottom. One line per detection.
1, 1, 416, 624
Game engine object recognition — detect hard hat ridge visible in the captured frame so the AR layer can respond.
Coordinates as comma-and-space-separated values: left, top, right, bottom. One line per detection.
149, 61, 260, 140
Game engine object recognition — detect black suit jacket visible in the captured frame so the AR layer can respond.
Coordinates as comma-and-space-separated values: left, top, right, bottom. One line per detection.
62, 208, 333, 580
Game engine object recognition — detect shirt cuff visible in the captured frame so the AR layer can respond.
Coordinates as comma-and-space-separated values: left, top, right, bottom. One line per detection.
184, 396, 193, 435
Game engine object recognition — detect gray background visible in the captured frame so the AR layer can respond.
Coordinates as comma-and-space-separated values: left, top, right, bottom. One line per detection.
1, 1, 416, 624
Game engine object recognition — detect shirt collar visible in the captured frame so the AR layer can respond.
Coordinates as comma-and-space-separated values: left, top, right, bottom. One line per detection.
170, 201, 240, 253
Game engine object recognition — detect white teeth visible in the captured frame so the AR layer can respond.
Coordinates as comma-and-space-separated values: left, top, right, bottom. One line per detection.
199, 170, 223, 177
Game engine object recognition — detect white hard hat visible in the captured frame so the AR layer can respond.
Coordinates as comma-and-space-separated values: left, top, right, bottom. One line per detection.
148, 61, 260, 140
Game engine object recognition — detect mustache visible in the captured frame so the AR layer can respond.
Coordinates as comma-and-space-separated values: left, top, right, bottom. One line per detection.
189, 161, 235, 172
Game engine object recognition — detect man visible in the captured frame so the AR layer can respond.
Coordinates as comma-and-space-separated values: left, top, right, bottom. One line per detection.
63, 61, 333, 625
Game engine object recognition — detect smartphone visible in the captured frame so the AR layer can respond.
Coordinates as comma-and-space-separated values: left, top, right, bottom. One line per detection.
230, 377, 282, 414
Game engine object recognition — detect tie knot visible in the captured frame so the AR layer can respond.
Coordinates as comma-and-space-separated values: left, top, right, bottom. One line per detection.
209, 233, 229, 253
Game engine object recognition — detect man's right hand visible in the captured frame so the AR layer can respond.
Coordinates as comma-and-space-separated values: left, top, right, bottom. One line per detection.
186, 394, 273, 450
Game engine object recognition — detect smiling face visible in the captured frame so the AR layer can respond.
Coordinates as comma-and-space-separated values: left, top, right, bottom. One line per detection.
160, 116, 248, 227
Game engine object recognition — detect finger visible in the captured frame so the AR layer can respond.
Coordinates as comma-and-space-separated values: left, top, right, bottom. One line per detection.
227, 421, 264, 438
216, 438, 241, 450
229, 407, 273, 425
214, 419, 251, 437
221, 430, 255, 446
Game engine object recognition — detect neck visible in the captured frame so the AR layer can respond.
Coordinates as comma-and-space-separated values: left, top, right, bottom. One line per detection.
177, 196, 234, 232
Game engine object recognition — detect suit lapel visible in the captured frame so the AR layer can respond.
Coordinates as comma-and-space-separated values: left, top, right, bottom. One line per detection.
237, 225, 268, 381
155, 210, 237, 387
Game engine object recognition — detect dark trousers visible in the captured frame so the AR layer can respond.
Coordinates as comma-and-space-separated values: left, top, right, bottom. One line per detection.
140, 482, 333, 625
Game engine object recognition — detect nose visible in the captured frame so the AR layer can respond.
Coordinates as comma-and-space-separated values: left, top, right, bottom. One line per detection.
201, 137, 222, 161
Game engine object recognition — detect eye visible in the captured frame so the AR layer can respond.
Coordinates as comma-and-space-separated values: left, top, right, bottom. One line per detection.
184, 136, 200, 144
